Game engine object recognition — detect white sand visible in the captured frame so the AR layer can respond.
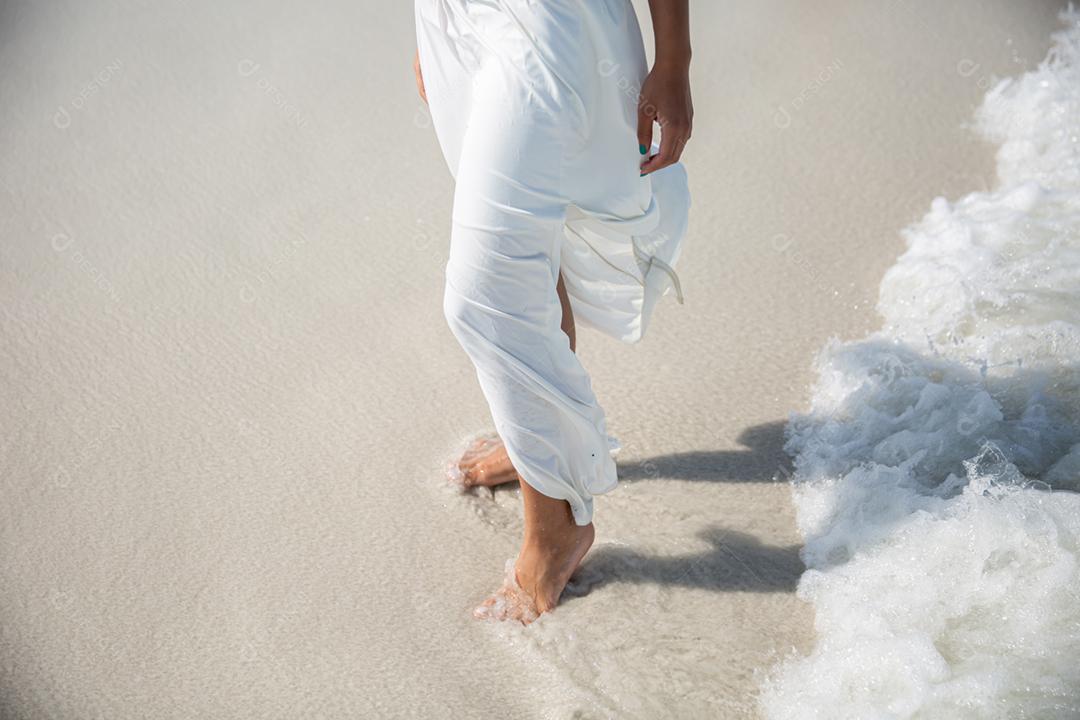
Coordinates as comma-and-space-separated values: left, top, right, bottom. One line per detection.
0, 1, 1068, 717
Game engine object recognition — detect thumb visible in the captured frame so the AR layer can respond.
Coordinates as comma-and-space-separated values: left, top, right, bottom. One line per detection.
637, 102, 654, 157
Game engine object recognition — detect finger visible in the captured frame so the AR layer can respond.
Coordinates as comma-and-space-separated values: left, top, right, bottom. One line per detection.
640, 124, 689, 175
640, 136, 678, 174
636, 101, 654, 158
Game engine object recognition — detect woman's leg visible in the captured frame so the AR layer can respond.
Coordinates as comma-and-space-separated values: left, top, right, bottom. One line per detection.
557, 271, 577, 353
448, 260, 600, 622
509, 472, 595, 615
442, 66, 615, 620
453, 272, 575, 488
454, 275, 593, 621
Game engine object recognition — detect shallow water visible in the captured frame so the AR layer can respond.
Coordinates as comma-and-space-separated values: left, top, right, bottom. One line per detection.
762, 10, 1080, 718
1, 1, 1069, 717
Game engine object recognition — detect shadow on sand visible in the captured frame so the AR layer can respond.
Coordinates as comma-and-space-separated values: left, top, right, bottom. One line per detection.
560, 421, 804, 600
564, 526, 804, 602
615, 421, 793, 485
465, 420, 806, 598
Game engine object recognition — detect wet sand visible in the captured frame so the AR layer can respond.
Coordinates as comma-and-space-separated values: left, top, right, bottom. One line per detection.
0, 0, 1067, 716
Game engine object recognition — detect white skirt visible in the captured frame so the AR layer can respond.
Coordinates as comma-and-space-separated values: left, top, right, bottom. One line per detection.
416, 0, 690, 524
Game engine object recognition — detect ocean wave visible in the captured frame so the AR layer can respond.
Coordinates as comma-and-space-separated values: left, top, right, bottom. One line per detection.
762, 9, 1080, 718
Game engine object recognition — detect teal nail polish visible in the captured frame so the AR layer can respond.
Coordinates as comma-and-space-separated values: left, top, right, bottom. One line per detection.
639, 144, 647, 155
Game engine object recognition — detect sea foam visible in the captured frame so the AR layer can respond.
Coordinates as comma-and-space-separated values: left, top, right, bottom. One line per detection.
762, 10, 1080, 718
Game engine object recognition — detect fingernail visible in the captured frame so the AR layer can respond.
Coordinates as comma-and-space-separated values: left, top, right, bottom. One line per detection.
639, 144, 647, 155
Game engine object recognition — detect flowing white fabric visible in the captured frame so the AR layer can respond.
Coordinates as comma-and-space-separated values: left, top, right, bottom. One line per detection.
416, 0, 690, 525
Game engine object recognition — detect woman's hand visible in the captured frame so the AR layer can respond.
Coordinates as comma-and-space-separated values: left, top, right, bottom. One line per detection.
639, 0, 692, 175
414, 49, 427, 104
638, 63, 693, 175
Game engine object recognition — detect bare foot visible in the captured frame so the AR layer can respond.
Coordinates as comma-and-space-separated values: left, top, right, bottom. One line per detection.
474, 482, 595, 624
447, 433, 520, 488
473, 524, 595, 624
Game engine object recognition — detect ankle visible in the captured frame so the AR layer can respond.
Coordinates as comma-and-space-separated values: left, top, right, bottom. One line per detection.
522, 521, 589, 554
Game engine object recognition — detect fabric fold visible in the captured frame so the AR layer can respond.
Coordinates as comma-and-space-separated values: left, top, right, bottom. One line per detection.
417, 0, 690, 523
